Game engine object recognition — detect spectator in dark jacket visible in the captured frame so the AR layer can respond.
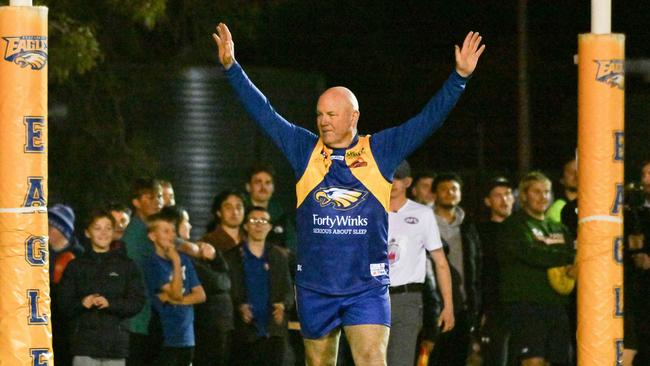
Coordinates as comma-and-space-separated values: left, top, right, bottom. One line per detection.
225, 206, 294, 366
58, 209, 146, 365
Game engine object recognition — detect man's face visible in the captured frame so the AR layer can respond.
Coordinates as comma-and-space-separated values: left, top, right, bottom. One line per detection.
86, 217, 114, 252
110, 210, 130, 240
244, 210, 272, 242
562, 159, 578, 190
642, 163, 650, 196
390, 177, 412, 200
316, 89, 359, 148
48, 226, 69, 251
133, 187, 163, 218
521, 181, 552, 217
148, 221, 177, 250
411, 177, 434, 205
162, 185, 175, 207
434, 180, 462, 209
484, 186, 514, 220
247, 171, 274, 204
218, 195, 245, 229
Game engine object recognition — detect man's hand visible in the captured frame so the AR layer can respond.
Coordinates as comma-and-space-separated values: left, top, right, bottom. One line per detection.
437, 306, 455, 332
158, 292, 171, 303
93, 295, 110, 309
82, 294, 98, 309
272, 303, 285, 325
455, 31, 486, 78
212, 23, 235, 70
165, 244, 181, 264
240, 304, 254, 324
199, 242, 216, 260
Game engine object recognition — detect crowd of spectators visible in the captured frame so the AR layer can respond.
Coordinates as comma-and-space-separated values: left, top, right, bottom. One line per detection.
47, 159, 650, 366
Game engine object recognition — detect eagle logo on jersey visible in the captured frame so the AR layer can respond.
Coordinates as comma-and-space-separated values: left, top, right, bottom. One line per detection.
314, 187, 367, 210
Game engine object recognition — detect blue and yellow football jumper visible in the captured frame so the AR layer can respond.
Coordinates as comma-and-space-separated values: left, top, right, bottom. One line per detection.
225, 62, 467, 295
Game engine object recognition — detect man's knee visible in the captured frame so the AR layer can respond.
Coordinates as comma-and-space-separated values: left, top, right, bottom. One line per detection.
304, 329, 340, 366
345, 324, 389, 366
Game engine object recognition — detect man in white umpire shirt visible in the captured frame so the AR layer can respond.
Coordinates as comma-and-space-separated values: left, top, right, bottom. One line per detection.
386, 160, 455, 366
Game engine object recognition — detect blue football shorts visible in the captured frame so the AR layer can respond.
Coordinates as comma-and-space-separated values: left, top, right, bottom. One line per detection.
296, 284, 391, 339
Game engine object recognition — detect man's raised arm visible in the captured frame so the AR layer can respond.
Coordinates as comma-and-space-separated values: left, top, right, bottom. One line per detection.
371, 31, 486, 177
211, 23, 317, 174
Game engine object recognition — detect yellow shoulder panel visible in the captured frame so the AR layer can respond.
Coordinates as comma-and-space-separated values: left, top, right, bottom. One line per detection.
345, 136, 391, 212
296, 139, 331, 208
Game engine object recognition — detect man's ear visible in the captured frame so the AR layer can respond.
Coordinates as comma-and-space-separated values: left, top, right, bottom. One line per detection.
132, 197, 141, 210
484, 197, 491, 208
404, 177, 413, 189
245, 183, 251, 194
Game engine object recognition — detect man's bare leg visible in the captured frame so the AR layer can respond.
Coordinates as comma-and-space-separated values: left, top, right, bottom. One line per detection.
304, 328, 341, 366
344, 324, 390, 366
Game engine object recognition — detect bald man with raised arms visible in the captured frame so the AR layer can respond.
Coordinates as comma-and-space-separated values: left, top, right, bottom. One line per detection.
212, 23, 484, 366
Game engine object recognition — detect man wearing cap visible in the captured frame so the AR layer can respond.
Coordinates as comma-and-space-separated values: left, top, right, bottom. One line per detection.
387, 161, 454, 366
213, 23, 485, 365
476, 177, 514, 365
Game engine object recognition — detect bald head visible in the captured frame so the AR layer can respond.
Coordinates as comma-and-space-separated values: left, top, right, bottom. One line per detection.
319, 86, 359, 112
316, 86, 360, 148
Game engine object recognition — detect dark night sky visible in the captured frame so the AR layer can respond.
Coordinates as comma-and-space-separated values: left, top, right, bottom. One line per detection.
227, 0, 649, 180
44, 0, 650, 218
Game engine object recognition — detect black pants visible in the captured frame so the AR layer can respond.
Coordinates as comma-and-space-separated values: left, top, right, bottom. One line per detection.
429, 310, 471, 366
157, 346, 194, 366
231, 336, 286, 366
126, 332, 160, 366
193, 329, 231, 366
481, 308, 511, 366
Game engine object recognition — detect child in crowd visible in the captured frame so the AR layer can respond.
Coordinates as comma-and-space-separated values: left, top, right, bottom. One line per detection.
58, 209, 146, 366
145, 211, 206, 366
160, 205, 234, 366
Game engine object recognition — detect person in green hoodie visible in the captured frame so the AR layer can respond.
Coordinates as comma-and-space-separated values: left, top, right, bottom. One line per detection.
497, 171, 576, 366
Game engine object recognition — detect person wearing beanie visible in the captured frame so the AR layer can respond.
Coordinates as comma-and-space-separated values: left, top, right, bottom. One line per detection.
49, 203, 82, 366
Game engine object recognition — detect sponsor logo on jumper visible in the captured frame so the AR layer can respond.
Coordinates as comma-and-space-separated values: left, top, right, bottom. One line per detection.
594, 59, 624, 90
349, 157, 368, 168
345, 147, 366, 158
3, 36, 48, 70
312, 214, 369, 228
314, 187, 367, 210
404, 217, 419, 224
531, 228, 565, 245
331, 155, 344, 161
311, 213, 369, 235
370, 263, 387, 277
